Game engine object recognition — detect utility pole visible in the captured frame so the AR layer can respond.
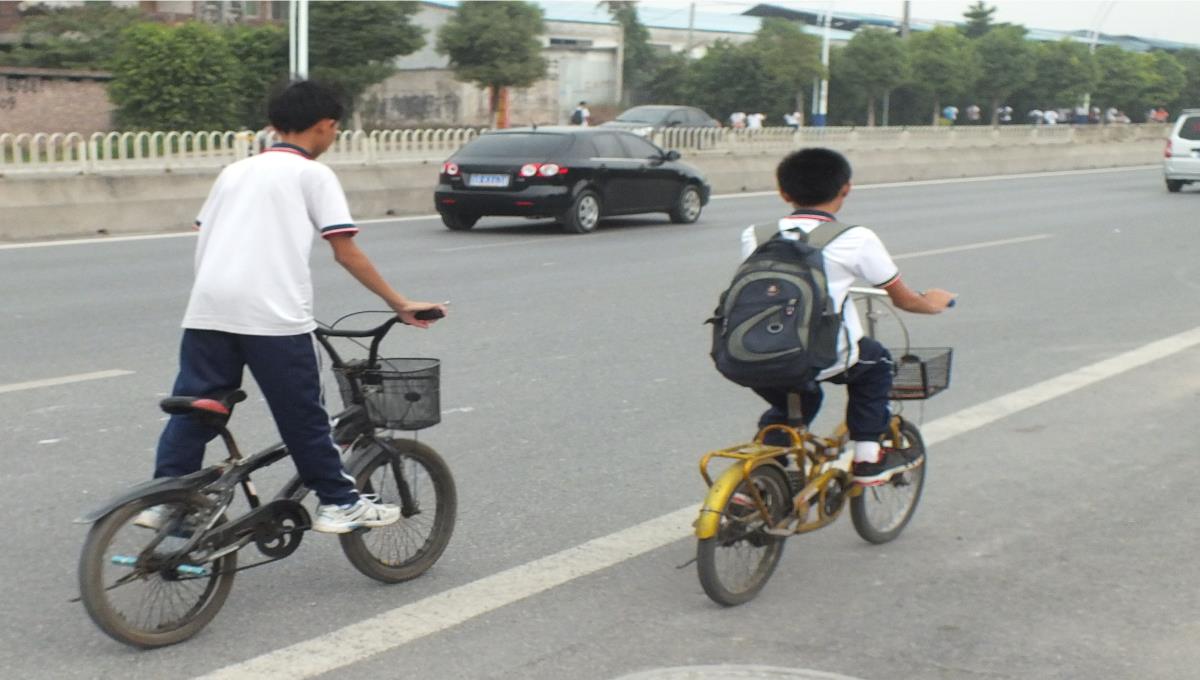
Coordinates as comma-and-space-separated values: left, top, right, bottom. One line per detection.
289, 0, 309, 80
685, 2, 695, 57
884, 0, 911, 127
1081, 1, 1114, 119
812, 2, 832, 127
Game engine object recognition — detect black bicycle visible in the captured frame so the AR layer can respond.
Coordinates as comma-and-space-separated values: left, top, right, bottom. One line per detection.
76, 311, 456, 648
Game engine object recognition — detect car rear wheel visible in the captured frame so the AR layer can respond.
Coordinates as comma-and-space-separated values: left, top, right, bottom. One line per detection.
441, 212, 479, 231
1166, 179, 1184, 193
560, 190, 601, 234
669, 184, 703, 224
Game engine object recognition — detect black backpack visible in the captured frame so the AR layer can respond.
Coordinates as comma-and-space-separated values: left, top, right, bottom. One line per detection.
708, 221, 854, 388
570, 109, 584, 124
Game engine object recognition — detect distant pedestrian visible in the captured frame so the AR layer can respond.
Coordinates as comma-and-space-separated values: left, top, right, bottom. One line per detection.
1042, 109, 1059, 125
997, 105, 1013, 124
783, 111, 801, 129
1104, 106, 1119, 124
746, 112, 765, 130
966, 104, 981, 123
1027, 108, 1043, 125
942, 104, 958, 125
570, 101, 590, 126
729, 111, 747, 129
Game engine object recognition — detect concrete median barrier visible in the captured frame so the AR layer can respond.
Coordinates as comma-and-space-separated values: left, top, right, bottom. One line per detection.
0, 137, 1161, 242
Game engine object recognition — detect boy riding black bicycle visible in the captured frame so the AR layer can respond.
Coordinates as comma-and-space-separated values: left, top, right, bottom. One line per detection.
733, 148, 955, 485
144, 81, 447, 534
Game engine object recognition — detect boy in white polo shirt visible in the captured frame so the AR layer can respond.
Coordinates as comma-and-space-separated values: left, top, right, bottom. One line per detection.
146, 81, 447, 533
741, 148, 954, 485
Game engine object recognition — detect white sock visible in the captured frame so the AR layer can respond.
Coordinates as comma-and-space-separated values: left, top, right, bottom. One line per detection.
853, 441, 881, 463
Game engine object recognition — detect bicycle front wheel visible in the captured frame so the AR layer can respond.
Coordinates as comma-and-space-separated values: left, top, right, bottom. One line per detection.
340, 437, 457, 583
850, 419, 927, 544
696, 465, 789, 606
78, 492, 236, 648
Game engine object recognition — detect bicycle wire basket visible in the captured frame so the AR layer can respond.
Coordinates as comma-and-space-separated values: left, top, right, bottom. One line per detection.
888, 347, 952, 400
334, 357, 440, 430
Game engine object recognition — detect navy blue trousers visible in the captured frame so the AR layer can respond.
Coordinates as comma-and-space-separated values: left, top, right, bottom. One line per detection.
753, 337, 894, 445
154, 329, 358, 505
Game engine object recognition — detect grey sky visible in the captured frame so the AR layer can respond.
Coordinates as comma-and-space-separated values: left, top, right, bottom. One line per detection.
641, 1, 1200, 46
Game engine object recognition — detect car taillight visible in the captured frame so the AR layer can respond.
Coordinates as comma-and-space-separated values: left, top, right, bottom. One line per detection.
519, 163, 568, 178
442, 162, 460, 176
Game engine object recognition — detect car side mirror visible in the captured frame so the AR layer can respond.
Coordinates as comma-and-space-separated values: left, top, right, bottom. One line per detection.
664, 149, 681, 162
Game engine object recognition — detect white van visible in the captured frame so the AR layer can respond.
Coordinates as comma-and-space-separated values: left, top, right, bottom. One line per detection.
1164, 109, 1200, 192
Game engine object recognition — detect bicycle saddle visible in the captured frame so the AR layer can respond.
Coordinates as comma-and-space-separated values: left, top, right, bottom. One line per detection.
160, 390, 248, 420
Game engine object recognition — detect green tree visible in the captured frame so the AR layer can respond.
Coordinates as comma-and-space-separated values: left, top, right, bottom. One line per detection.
744, 18, 823, 117
108, 22, 239, 130
686, 40, 774, 122
3, 2, 140, 69
1093, 45, 1150, 117
907, 26, 979, 124
603, 1, 655, 105
1027, 40, 1099, 110
960, 1, 998, 38
837, 28, 907, 126
961, 1, 997, 38
308, 0, 425, 122
972, 24, 1035, 125
437, 1, 547, 127
1173, 49, 1200, 110
224, 24, 289, 129
1141, 51, 1187, 112
638, 50, 691, 105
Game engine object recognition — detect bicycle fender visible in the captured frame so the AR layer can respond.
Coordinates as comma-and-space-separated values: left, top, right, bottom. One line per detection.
695, 460, 783, 540
75, 468, 221, 524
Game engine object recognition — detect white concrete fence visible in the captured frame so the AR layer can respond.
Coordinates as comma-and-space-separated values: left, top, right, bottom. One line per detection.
0, 123, 1167, 177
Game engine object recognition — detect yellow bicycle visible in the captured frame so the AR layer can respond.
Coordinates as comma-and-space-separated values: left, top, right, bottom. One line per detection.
694, 287, 952, 606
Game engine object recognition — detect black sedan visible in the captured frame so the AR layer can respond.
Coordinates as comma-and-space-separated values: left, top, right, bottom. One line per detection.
434, 127, 711, 234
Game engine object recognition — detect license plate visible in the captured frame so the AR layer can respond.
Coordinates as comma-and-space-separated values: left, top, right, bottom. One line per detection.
467, 173, 510, 188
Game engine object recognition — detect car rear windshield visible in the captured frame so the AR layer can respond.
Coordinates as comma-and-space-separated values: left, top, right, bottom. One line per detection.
459, 133, 571, 157
1179, 116, 1200, 141
615, 107, 668, 124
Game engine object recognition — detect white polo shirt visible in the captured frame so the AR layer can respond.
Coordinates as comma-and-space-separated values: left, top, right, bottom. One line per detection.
182, 144, 358, 336
740, 211, 899, 379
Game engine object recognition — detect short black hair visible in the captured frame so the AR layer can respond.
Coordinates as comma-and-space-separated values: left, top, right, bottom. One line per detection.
776, 147, 852, 206
268, 80, 345, 133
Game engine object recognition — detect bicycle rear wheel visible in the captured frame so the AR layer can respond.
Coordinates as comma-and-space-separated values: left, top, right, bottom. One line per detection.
696, 465, 789, 606
850, 420, 926, 544
340, 438, 457, 583
78, 492, 236, 648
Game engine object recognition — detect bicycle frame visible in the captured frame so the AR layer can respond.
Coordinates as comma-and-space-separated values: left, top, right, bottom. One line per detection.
694, 415, 906, 540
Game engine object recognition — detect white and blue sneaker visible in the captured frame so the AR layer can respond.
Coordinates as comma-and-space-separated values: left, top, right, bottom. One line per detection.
312, 496, 401, 534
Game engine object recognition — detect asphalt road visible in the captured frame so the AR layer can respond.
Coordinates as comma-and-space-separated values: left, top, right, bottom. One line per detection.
1, 167, 1198, 680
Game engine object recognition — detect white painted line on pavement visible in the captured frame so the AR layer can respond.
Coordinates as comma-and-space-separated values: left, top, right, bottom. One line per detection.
0, 369, 134, 394
892, 233, 1052, 261
3, 166, 1157, 251
196, 323, 1200, 680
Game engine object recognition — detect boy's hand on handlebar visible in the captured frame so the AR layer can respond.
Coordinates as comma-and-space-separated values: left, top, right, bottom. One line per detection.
392, 301, 448, 328
921, 288, 957, 312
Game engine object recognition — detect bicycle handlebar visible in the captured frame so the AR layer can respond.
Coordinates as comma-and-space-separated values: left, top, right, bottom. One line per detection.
313, 308, 445, 369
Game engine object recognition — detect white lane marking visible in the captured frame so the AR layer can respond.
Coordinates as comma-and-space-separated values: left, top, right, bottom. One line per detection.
892, 233, 1052, 261
0, 369, 134, 394
3, 166, 1157, 251
196, 324, 1200, 680
196, 507, 699, 680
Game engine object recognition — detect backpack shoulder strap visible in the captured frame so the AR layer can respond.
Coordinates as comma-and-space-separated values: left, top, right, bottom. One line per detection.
803, 220, 857, 249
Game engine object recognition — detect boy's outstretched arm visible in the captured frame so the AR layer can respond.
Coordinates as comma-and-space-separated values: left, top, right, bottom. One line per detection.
326, 234, 447, 328
882, 277, 956, 314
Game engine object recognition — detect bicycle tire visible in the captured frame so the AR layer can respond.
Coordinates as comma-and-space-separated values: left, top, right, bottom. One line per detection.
696, 465, 789, 606
339, 438, 457, 583
78, 491, 236, 648
850, 420, 926, 544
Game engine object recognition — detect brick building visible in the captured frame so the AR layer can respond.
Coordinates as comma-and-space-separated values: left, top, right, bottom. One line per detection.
0, 67, 113, 134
